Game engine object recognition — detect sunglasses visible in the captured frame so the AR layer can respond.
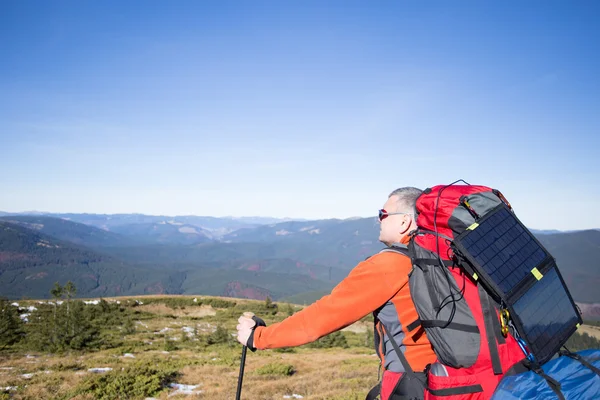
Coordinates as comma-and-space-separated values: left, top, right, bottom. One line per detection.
378, 209, 414, 222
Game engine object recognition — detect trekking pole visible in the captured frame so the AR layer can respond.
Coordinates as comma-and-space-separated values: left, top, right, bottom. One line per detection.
236, 312, 266, 400
236, 312, 253, 400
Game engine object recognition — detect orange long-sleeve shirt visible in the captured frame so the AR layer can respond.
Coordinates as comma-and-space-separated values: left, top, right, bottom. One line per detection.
252, 251, 436, 371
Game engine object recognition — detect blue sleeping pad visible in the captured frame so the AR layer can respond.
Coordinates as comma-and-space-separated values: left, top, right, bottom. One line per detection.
491, 349, 600, 400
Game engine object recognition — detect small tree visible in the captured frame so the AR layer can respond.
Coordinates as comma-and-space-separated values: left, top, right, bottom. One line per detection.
64, 281, 77, 335
285, 303, 295, 317
0, 298, 23, 350
122, 317, 136, 335
366, 326, 374, 347
206, 325, 231, 345
264, 296, 278, 315
50, 282, 64, 346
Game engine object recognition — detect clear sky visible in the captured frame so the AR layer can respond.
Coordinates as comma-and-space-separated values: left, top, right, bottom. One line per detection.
1, 1, 598, 230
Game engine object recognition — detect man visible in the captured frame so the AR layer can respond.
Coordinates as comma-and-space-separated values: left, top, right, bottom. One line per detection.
236, 187, 436, 400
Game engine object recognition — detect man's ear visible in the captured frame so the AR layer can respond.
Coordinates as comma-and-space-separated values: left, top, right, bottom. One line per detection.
399, 215, 412, 234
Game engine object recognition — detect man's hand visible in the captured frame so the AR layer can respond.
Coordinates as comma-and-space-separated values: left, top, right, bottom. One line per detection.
236, 315, 257, 346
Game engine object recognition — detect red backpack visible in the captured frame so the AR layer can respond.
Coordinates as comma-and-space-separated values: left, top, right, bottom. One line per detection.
407, 183, 526, 399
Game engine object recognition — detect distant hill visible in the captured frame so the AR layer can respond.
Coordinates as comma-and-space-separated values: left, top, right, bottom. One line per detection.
0, 221, 336, 301
109, 222, 214, 245
536, 230, 600, 304
0, 212, 297, 239
0, 216, 135, 247
222, 217, 383, 269
0, 221, 173, 299
1, 211, 599, 304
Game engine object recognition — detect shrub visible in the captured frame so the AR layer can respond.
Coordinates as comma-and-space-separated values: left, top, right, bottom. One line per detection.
71, 363, 177, 400
274, 347, 296, 353
206, 325, 232, 346
163, 339, 177, 352
255, 362, 295, 376
308, 331, 349, 349
565, 331, 600, 352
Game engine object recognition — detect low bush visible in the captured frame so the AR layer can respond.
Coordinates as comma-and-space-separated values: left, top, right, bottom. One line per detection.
69, 362, 177, 400
255, 362, 295, 376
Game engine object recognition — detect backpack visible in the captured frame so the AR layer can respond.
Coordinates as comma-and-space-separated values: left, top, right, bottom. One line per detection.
409, 181, 589, 400
373, 181, 586, 400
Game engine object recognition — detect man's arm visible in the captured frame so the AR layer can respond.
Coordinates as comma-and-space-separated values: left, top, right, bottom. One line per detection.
248, 252, 410, 349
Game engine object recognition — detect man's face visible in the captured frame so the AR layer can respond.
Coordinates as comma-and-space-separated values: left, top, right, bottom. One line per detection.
378, 195, 409, 246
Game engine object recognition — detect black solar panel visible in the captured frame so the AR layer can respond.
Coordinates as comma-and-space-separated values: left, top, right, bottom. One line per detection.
452, 203, 581, 364
454, 206, 551, 300
511, 266, 580, 364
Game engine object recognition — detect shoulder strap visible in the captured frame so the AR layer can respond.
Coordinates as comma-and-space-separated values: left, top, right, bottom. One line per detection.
380, 322, 413, 373
380, 244, 410, 257
478, 284, 503, 375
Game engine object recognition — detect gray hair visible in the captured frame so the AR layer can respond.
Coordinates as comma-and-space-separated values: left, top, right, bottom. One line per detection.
388, 187, 423, 215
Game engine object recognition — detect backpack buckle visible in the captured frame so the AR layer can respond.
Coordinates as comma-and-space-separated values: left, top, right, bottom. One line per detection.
500, 309, 510, 337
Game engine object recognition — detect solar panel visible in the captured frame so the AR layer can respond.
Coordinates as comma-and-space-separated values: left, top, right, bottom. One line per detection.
511, 266, 580, 364
454, 205, 552, 301
452, 203, 581, 364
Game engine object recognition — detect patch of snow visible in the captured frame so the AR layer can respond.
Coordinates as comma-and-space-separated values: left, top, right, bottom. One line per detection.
276, 229, 291, 236
193, 298, 197, 302
88, 368, 112, 373
299, 226, 315, 232
307, 229, 320, 234
20, 313, 30, 322
27, 306, 37, 311
123, 353, 135, 358
159, 327, 172, 334
10, 303, 19, 307
22, 373, 34, 379
283, 395, 304, 399
1, 386, 17, 391
84, 300, 100, 305
168, 383, 203, 396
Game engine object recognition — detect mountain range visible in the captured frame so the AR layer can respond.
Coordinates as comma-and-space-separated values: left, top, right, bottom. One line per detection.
1, 212, 599, 318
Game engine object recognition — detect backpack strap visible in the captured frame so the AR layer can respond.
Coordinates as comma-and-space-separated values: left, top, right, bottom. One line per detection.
559, 349, 600, 376
380, 244, 410, 256
365, 382, 381, 400
478, 284, 503, 375
414, 228, 454, 243
380, 245, 423, 336
365, 323, 415, 400
380, 322, 414, 373
523, 359, 565, 400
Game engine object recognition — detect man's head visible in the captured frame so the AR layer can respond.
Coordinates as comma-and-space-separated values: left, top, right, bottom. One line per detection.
378, 187, 422, 246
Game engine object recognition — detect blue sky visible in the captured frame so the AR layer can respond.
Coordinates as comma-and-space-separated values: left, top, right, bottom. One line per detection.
1, 1, 598, 230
